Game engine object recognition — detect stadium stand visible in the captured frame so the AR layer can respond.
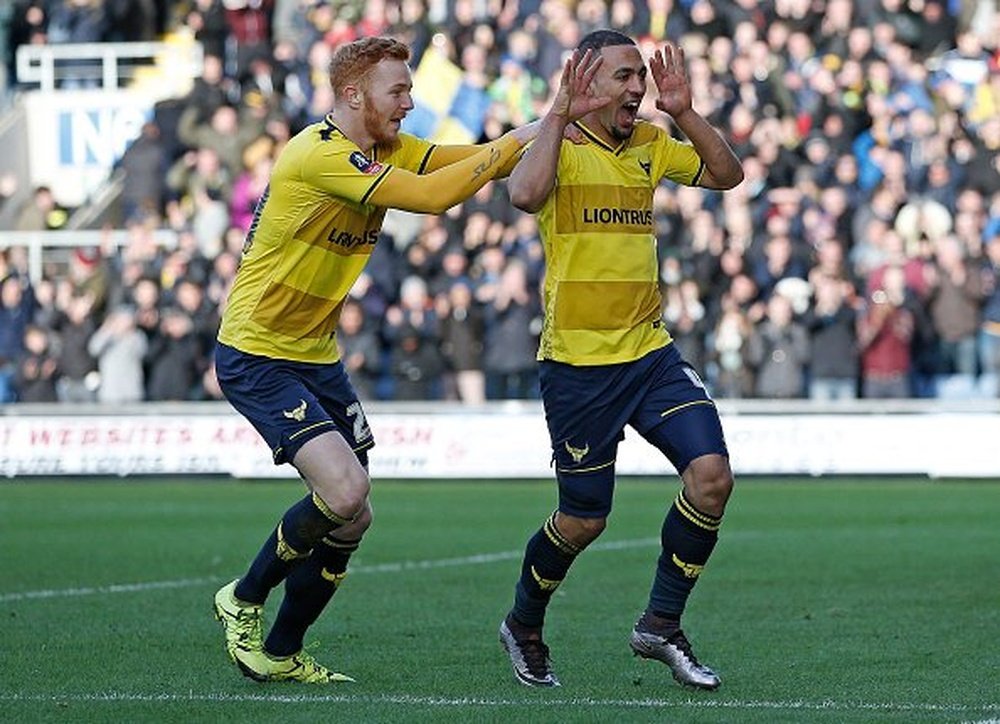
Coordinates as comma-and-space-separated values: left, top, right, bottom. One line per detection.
1, 0, 999, 406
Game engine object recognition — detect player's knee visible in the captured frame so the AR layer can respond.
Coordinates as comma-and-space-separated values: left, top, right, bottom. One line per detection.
556, 513, 607, 548
349, 500, 373, 535
312, 466, 371, 521
685, 455, 733, 516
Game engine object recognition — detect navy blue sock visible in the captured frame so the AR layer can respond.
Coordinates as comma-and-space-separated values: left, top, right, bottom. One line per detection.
265, 536, 360, 657
235, 493, 351, 604
648, 491, 721, 618
511, 512, 582, 628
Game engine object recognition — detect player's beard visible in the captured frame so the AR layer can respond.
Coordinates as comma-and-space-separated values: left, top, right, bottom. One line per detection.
610, 103, 639, 141
610, 123, 633, 142
363, 100, 398, 147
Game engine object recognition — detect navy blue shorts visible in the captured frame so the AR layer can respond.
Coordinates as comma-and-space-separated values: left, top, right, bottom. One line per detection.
215, 342, 375, 466
540, 343, 727, 518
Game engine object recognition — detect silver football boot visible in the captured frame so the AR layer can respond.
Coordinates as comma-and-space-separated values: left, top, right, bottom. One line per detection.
499, 617, 561, 687
629, 625, 721, 690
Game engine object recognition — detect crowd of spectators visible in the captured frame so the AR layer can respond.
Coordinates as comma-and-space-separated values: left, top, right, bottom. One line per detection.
1, 0, 999, 405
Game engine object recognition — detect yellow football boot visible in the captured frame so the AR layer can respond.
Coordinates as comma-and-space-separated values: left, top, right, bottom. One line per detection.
234, 647, 355, 683
213, 579, 264, 662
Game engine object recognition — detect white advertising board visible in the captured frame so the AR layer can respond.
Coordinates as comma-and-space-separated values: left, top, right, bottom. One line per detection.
1, 409, 998, 479
24, 90, 155, 207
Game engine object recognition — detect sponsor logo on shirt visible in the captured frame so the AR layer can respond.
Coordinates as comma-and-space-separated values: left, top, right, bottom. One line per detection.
582, 207, 654, 226
327, 227, 380, 248
349, 151, 383, 175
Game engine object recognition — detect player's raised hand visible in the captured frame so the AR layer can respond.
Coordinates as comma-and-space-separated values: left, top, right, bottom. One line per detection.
650, 42, 692, 118
549, 49, 611, 123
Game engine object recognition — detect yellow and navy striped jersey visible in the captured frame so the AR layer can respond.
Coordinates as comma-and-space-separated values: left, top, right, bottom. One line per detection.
536, 120, 704, 365
218, 115, 434, 363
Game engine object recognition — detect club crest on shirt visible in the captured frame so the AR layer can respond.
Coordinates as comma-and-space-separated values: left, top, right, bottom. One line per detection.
349, 151, 383, 175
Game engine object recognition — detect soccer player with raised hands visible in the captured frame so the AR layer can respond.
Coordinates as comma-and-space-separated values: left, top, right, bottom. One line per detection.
499, 30, 743, 690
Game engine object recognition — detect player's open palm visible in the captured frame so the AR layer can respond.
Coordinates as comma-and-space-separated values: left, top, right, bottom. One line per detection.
650, 43, 692, 118
550, 49, 611, 123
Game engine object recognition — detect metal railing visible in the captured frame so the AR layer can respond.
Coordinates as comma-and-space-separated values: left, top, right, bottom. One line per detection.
16, 40, 203, 93
0, 228, 178, 283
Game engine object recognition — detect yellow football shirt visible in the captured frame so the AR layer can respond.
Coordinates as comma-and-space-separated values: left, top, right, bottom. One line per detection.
218, 116, 435, 363
536, 120, 704, 365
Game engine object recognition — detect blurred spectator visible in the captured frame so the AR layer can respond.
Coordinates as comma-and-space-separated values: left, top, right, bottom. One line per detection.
925, 235, 986, 394
181, 52, 231, 126
223, 0, 273, 79
336, 299, 382, 401
391, 326, 445, 400
346, 270, 389, 322
438, 280, 485, 404
430, 245, 472, 298
173, 276, 219, 355
662, 278, 709, 374
229, 136, 274, 232
803, 274, 860, 400
128, 276, 161, 341
46, 0, 106, 88
481, 258, 539, 400
390, 0, 432, 66
67, 246, 110, 316
750, 232, 809, 302
5, 2, 47, 88
980, 233, 1000, 395
88, 304, 146, 403
166, 146, 232, 252
708, 305, 753, 399
746, 292, 811, 399
382, 275, 443, 400
858, 266, 915, 398
14, 325, 59, 402
145, 307, 201, 400
53, 291, 97, 402
46, 0, 106, 44
270, 39, 312, 130
117, 121, 166, 225
185, 0, 228, 60
0, 274, 35, 402
104, 0, 156, 42
176, 104, 265, 178
15, 186, 69, 231
642, 0, 688, 41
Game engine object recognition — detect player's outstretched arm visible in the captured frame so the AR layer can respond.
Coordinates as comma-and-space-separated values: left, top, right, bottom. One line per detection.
415, 121, 537, 171
650, 43, 743, 190
508, 49, 610, 213
366, 127, 533, 214
417, 120, 583, 179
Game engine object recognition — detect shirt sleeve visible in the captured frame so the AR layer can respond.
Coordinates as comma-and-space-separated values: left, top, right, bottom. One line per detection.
389, 133, 437, 173
300, 142, 393, 205
652, 130, 705, 187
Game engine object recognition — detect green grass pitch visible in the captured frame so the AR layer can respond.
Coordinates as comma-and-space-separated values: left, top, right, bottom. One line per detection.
1, 477, 998, 723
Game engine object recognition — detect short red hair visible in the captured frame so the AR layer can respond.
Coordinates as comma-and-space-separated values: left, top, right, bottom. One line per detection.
329, 37, 410, 98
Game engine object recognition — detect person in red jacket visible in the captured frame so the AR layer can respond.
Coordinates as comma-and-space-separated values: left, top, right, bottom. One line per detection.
858, 265, 914, 398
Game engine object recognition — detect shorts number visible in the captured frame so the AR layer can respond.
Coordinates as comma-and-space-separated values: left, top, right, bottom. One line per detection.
683, 366, 710, 395
346, 402, 372, 442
